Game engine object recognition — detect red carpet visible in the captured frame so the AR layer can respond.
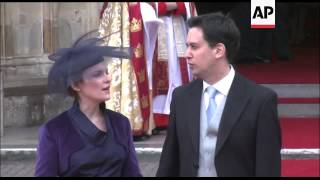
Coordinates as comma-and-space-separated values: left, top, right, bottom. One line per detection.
281, 118, 319, 177
282, 159, 320, 177
235, 47, 319, 84
281, 118, 320, 149
278, 98, 320, 104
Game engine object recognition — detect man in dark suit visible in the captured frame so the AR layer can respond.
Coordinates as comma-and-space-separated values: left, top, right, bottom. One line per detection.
156, 12, 281, 177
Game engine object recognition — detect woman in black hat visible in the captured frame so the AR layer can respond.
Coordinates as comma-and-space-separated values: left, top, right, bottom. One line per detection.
35, 31, 141, 177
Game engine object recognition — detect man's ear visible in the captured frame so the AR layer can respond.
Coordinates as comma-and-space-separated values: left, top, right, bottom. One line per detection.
214, 43, 226, 59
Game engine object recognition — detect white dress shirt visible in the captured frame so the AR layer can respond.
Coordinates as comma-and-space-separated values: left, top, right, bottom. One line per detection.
198, 65, 235, 177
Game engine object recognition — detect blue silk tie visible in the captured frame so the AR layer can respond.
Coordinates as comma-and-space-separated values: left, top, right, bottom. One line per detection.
206, 86, 217, 125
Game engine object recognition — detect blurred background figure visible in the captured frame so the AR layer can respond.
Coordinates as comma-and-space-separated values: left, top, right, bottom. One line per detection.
229, 2, 292, 64
99, 2, 197, 138
151, 2, 197, 130
99, 2, 162, 139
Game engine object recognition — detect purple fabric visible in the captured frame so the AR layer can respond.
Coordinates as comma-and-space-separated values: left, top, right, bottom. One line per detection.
35, 109, 141, 177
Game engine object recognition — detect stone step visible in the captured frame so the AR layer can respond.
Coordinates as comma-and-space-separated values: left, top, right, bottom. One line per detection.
261, 84, 320, 98
1, 148, 319, 161
262, 84, 320, 117
278, 104, 319, 117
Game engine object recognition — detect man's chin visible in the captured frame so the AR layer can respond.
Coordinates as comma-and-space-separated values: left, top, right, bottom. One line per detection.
191, 72, 199, 79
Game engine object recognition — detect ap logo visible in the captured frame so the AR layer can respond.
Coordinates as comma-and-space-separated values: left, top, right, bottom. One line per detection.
251, 0, 275, 28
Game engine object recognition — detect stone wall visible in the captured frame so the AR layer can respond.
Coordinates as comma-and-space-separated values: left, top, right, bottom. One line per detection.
4, 94, 73, 127
1, 2, 103, 128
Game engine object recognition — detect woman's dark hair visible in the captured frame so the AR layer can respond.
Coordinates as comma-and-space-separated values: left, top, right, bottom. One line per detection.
68, 86, 79, 100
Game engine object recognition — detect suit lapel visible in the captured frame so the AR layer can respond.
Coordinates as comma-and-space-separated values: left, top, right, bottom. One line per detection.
215, 72, 250, 155
186, 80, 203, 160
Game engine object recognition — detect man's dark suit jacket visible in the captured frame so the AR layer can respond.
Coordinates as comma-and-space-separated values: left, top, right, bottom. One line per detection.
156, 71, 281, 177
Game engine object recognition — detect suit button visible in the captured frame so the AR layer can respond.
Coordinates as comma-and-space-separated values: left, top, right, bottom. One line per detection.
193, 162, 199, 168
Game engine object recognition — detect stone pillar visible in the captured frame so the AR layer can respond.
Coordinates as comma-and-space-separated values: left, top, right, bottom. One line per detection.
0, 71, 3, 137
1, 2, 5, 136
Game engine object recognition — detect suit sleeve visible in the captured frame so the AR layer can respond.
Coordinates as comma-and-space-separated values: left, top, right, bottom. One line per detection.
255, 91, 282, 176
34, 125, 59, 177
156, 88, 180, 176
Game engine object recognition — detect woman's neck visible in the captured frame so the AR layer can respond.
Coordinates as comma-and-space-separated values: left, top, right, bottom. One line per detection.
78, 100, 101, 119
78, 99, 107, 132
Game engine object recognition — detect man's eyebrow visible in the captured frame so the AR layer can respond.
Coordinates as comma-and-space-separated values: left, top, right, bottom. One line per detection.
186, 42, 198, 46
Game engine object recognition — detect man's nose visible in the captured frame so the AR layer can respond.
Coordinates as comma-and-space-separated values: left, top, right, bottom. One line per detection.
185, 47, 191, 59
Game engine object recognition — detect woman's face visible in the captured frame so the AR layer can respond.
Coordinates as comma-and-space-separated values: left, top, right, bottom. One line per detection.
73, 61, 111, 103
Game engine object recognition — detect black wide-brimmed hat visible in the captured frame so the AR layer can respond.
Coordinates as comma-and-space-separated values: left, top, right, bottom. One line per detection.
47, 30, 131, 95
